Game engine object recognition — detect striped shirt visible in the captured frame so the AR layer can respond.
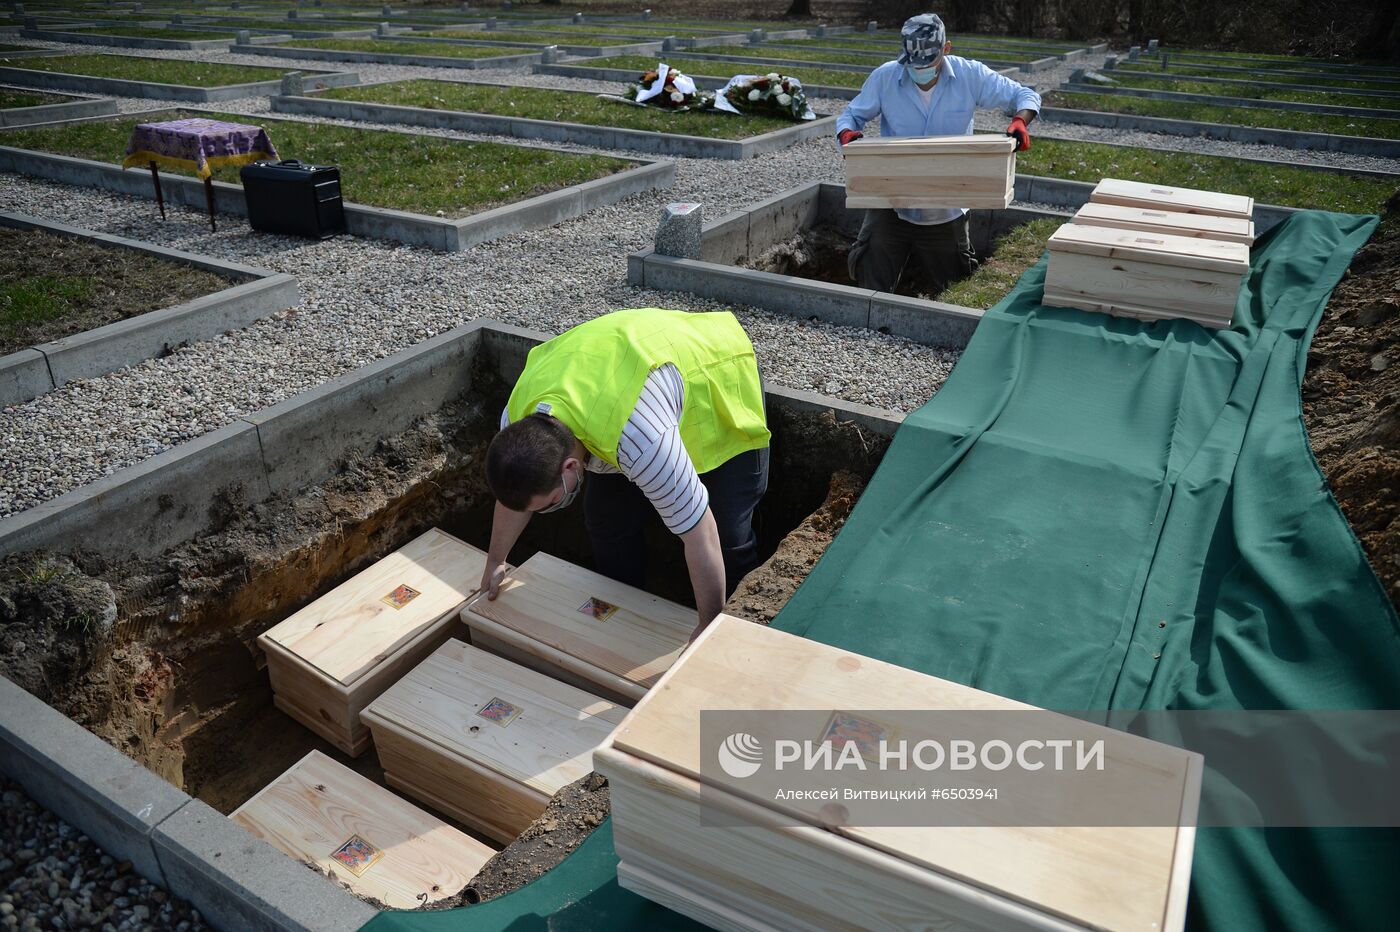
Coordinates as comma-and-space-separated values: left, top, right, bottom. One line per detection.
500, 364, 709, 534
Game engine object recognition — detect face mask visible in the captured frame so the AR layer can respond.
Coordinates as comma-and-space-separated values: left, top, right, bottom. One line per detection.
536, 465, 582, 514
907, 62, 939, 84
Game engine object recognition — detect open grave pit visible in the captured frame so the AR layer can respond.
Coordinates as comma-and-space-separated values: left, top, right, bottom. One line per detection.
0, 321, 896, 909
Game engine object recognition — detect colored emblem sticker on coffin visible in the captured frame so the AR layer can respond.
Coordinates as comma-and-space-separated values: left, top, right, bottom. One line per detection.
820, 711, 896, 762
577, 596, 619, 622
382, 584, 421, 609
476, 696, 523, 727
330, 834, 383, 876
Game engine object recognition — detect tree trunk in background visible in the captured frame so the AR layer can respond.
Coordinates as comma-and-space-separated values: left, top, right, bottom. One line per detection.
786, 0, 812, 16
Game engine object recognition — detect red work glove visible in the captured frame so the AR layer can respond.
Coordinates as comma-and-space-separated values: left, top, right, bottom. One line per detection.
1006, 116, 1031, 152
837, 129, 863, 146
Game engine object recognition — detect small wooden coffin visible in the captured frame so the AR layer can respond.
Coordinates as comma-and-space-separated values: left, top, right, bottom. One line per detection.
844, 134, 1018, 210
1088, 177, 1254, 221
1044, 222, 1250, 328
230, 750, 494, 909
462, 552, 693, 706
360, 638, 627, 845
596, 615, 1202, 932
1073, 201, 1256, 246
258, 528, 488, 756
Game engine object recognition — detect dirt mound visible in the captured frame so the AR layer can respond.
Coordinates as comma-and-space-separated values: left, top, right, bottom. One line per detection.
1303, 219, 1400, 612
0, 553, 116, 704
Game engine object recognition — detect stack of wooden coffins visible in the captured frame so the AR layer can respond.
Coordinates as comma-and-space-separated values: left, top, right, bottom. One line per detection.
243, 528, 694, 889
843, 134, 1020, 210
1044, 178, 1256, 329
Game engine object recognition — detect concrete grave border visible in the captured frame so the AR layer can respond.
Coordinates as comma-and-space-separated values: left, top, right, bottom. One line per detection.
0, 56, 361, 101
1100, 66, 1400, 100
628, 182, 1067, 349
1062, 81, 1400, 119
162, 22, 385, 40
19, 26, 290, 50
751, 40, 1061, 73
1144, 50, 1400, 79
233, 39, 544, 69
660, 47, 1025, 75
0, 91, 115, 126
0, 317, 903, 923
0, 46, 67, 59
0, 210, 299, 406
272, 80, 837, 160
1040, 105, 1400, 158
377, 31, 664, 57
0, 107, 675, 251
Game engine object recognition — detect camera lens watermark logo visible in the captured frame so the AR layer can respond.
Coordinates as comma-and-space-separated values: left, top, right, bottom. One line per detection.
717, 733, 764, 778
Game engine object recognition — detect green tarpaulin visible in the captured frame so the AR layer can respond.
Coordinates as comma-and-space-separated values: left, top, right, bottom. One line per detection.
366, 210, 1394, 931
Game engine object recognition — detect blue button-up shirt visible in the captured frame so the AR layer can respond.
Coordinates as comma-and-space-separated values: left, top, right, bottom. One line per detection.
836, 56, 1042, 225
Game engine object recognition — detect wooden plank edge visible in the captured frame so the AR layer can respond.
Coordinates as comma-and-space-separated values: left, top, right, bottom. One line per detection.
596, 745, 1083, 932
465, 623, 644, 708
273, 693, 372, 757
383, 771, 517, 848
1161, 752, 1203, 932
461, 609, 648, 704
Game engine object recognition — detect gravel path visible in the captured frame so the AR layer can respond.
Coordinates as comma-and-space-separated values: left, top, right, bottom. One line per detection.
0, 776, 208, 932
0, 37, 1391, 521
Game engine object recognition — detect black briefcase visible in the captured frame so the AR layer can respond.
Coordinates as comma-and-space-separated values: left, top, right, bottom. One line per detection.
240, 159, 347, 239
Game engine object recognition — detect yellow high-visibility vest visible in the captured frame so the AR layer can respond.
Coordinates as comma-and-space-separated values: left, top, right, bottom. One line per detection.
506, 308, 770, 473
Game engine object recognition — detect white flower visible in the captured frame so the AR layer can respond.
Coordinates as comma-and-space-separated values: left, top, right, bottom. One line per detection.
766, 72, 780, 81
670, 91, 684, 102
776, 93, 791, 106
748, 89, 761, 101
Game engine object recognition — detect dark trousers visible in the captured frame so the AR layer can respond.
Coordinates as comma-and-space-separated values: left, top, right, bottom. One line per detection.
583, 446, 770, 599
848, 209, 976, 296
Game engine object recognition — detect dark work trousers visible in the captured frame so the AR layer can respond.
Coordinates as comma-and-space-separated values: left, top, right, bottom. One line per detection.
847, 209, 977, 296
583, 445, 770, 599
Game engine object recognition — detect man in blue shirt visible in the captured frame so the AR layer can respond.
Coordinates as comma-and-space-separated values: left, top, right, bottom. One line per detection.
835, 14, 1042, 295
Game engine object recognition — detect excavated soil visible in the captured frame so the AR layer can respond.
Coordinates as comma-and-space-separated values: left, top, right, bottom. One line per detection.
1302, 217, 1400, 612
728, 468, 866, 624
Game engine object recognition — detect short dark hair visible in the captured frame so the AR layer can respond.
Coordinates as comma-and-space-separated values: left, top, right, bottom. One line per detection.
485, 413, 575, 511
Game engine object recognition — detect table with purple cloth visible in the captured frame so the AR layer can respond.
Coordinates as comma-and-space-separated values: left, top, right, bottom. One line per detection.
121, 118, 279, 231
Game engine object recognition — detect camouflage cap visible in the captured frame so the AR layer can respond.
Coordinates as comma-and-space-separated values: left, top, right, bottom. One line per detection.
899, 13, 947, 67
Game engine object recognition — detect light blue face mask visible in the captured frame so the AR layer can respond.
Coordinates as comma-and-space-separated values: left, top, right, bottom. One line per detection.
536, 464, 582, 514
907, 62, 939, 84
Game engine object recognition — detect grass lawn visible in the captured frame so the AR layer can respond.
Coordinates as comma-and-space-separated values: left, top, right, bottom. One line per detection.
319, 79, 796, 138
0, 44, 31, 53
577, 55, 867, 89
193, 18, 363, 32
1112, 62, 1400, 92
510, 24, 738, 37
938, 218, 1065, 308
278, 38, 534, 58
771, 36, 1059, 59
682, 45, 890, 67
0, 89, 65, 109
0, 227, 230, 355
9, 54, 297, 85
1154, 47, 1399, 69
0, 110, 634, 218
422, 29, 633, 46
1048, 90, 1400, 140
65, 26, 238, 40
1103, 73, 1400, 111
1024, 137, 1397, 214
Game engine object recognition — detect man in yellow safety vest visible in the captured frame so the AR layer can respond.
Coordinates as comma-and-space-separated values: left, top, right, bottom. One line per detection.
479, 308, 771, 640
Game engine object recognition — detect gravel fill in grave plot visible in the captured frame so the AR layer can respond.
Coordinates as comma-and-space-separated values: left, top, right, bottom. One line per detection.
0, 227, 233, 355
1095, 73, 1400, 111
571, 55, 868, 89
318, 78, 797, 139
0, 775, 211, 931
273, 38, 537, 58
6, 54, 298, 86
1, 110, 636, 218
1023, 138, 1397, 214
1047, 89, 1400, 139
0, 89, 66, 109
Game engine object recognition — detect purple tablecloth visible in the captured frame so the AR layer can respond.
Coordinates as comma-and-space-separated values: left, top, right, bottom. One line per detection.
122, 118, 278, 180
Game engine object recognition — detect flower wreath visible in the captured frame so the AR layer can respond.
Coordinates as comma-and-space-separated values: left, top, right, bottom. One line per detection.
624, 62, 704, 110
712, 72, 816, 121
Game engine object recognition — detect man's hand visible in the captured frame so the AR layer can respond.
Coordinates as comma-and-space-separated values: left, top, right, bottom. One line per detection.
1006, 116, 1031, 152
837, 129, 863, 147
479, 560, 508, 601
